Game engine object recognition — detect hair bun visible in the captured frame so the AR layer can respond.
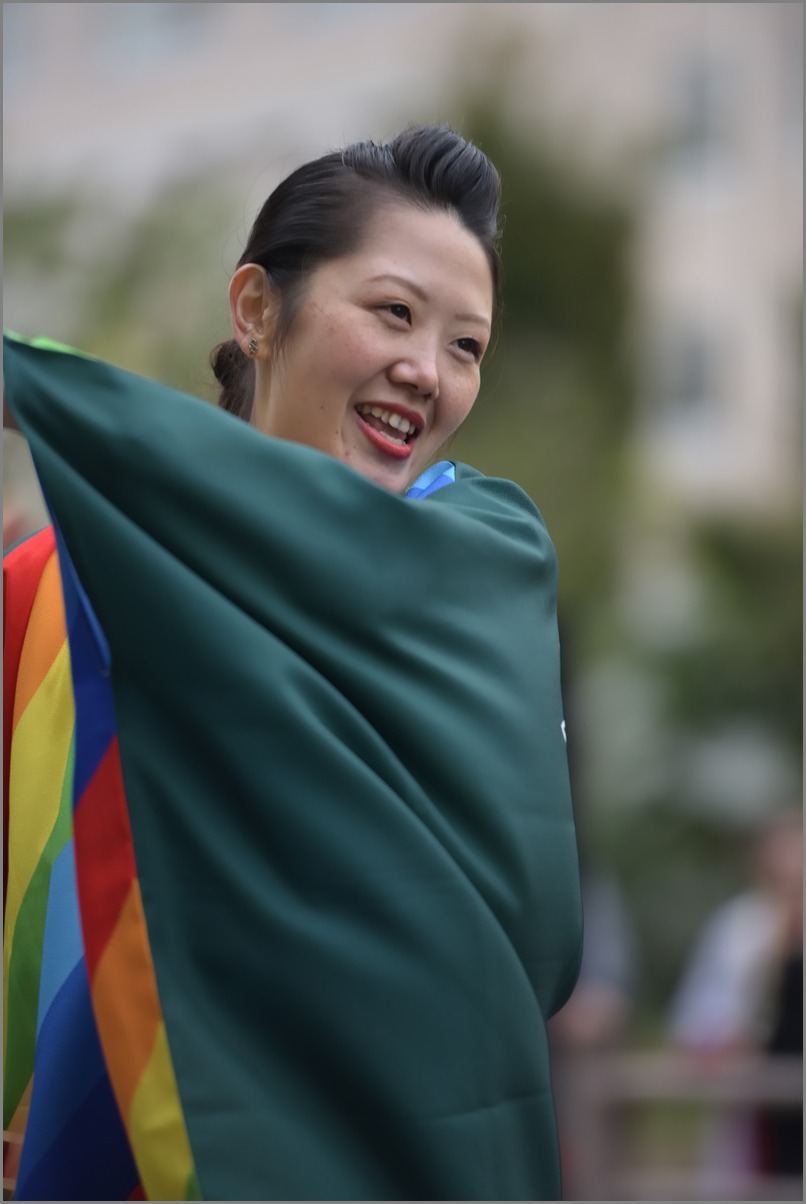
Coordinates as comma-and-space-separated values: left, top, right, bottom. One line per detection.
210, 338, 254, 420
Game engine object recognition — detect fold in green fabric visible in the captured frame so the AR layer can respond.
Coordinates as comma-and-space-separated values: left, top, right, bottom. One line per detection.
4, 331, 582, 1200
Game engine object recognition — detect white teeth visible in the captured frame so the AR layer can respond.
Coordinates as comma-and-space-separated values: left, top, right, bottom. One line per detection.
357, 404, 417, 436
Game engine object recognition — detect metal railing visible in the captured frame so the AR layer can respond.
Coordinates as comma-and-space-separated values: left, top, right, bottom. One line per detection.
4, 1053, 802, 1200
555, 1051, 803, 1201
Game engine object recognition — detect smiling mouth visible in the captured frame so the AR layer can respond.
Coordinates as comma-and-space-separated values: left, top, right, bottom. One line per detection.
354, 403, 421, 458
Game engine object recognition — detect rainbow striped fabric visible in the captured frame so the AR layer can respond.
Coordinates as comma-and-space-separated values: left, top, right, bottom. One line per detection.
3, 526, 198, 1200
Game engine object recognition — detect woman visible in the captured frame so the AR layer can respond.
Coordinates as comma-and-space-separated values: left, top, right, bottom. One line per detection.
4, 124, 582, 1201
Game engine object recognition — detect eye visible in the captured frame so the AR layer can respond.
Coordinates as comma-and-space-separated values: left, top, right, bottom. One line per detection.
455, 337, 483, 362
384, 302, 411, 323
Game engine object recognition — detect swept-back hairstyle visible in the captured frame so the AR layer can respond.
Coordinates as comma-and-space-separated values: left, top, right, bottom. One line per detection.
210, 124, 502, 421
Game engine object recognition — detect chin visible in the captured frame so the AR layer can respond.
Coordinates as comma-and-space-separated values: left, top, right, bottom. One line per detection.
361, 465, 409, 494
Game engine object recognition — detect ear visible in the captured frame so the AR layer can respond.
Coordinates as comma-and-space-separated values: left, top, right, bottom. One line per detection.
229, 264, 277, 359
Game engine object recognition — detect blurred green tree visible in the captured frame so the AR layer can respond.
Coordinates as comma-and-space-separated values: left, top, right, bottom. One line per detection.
3, 178, 236, 402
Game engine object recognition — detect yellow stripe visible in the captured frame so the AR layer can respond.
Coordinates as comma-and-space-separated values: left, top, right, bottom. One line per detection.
129, 1022, 196, 1201
3, 644, 75, 1057
4, 642, 74, 938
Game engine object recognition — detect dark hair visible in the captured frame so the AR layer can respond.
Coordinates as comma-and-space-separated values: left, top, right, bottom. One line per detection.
210, 124, 502, 420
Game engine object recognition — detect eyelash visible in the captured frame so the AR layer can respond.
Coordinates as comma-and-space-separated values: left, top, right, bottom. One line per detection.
382, 305, 483, 362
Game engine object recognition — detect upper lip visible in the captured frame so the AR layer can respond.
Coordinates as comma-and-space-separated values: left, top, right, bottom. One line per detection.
354, 401, 426, 434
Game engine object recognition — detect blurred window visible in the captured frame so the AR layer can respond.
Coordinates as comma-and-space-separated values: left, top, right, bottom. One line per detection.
663, 55, 741, 184
276, 3, 387, 26
780, 15, 803, 168
652, 320, 723, 427
99, 3, 209, 72
2, 2, 37, 96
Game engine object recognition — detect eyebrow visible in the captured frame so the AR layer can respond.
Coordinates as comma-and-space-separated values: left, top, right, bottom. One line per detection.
368, 273, 491, 330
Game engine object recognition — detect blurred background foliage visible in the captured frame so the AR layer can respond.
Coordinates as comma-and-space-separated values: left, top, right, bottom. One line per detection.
446, 105, 801, 1021
4, 180, 234, 402
3, 14, 801, 1032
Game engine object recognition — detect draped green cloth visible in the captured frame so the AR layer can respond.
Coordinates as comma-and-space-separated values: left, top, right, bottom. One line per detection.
3, 332, 581, 1201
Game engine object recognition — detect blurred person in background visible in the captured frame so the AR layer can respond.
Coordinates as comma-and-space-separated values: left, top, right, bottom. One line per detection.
3, 124, 582, 1201
749, 809, 802, 1182
667, 807, 803, 1192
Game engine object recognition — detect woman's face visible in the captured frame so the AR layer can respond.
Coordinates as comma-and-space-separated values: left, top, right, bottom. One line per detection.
251, 203, 494, 493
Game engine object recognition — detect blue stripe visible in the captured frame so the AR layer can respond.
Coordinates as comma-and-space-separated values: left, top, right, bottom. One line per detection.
35, 840, 83, 1033
15, 1075, 139, 1201
406, 459, 456, 499
50, 517, 110, 674
49, 518, 115, 803
19, 961, 108, 1170
15, 961, 137, 1200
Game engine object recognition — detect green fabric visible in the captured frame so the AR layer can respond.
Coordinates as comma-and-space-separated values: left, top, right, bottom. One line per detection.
3, 331, 582, 1201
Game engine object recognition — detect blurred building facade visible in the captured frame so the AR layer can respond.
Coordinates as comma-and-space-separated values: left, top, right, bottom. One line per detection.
467, 2, 802, 522
4, 2, 801, 520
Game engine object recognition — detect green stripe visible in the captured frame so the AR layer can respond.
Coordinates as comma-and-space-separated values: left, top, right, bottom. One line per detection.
3, 329, 99, 361
4, 734, 75, 1124
185, 1166, 203, 1200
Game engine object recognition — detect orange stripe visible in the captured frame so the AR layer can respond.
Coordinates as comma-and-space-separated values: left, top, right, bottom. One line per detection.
90, 881, 162, 1120
11, 554, 67, 733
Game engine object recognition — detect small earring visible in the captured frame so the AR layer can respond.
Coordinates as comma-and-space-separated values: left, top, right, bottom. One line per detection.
247, 337, 258, 357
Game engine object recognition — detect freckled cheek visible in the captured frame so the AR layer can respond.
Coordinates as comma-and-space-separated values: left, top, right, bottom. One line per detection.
442, 383, 479, 436
336, 324, 385, 375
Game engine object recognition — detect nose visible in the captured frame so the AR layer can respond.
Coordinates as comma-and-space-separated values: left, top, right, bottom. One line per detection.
388, 347, 439, 401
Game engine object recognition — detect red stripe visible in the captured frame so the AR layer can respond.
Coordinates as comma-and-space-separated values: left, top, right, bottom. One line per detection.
72, 736, 137, 978
3, 525, 57, 908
